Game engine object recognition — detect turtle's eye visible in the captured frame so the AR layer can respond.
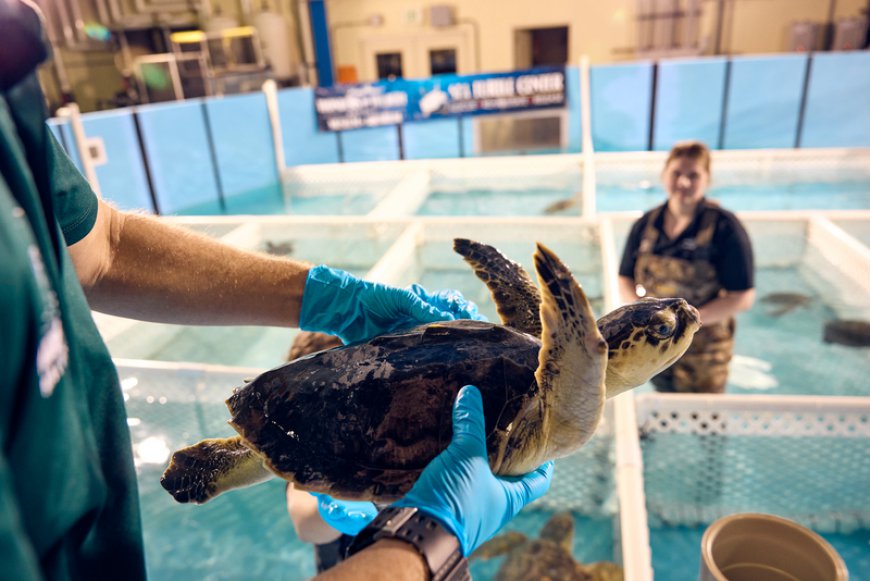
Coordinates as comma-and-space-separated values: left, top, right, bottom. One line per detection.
652, 323, 674, 337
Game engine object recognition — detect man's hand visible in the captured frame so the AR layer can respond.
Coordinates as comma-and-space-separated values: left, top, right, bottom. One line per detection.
393, 386, 553, 556
299, 266, 485, 344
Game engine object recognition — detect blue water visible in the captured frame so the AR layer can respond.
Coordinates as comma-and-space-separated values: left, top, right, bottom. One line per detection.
417, 180, 870, 217
409, 180, 870, 216
171, 176, 870, 216
174, 183, 383, 216
728, 266, 870, 396
596, 181, 870, 213
418, 187, 581, 216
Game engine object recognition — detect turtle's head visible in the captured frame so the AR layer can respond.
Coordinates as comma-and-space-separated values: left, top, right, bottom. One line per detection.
539, 512, 575, 551
598, 298, 700, 397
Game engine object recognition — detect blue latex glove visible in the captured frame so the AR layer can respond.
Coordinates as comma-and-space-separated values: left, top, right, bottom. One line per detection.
299, 265, 484, 344
392, 386, 554, 556
311, 492, 378, 536
407, 284, 487, 323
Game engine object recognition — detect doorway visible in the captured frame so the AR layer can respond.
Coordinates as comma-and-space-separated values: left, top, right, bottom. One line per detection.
359, 29, 473, 81
515, 26, 569, 69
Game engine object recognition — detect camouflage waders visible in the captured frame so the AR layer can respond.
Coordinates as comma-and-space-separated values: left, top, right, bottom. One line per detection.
634, 205, 735, 393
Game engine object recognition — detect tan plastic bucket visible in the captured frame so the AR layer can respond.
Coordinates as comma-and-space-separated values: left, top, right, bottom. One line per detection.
699, 513, 848, 581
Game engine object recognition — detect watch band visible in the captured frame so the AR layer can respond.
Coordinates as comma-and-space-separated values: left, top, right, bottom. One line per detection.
346, 506, 470, 581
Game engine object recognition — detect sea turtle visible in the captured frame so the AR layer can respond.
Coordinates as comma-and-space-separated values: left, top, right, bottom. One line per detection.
823, 319, 870, 347
161, 239, 700, 504
543, 196, 581, 215
471, 511, 623, 581
760, 292, 812, 317
264, 240, 295, 256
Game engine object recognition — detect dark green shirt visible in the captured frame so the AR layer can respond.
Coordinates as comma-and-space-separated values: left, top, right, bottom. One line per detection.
1, 2, 146, 578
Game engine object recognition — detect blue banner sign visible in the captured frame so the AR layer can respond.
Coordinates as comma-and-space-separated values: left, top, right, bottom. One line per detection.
314, 66, 566, 131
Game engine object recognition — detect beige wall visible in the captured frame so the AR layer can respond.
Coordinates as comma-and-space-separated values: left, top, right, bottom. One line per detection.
327, 0, 636, 77
728, 0, 866, 54
45, 0, 868, 109
325, 0, 868, 81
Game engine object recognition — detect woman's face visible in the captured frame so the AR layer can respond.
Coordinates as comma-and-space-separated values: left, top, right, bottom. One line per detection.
662, 156, 709, 214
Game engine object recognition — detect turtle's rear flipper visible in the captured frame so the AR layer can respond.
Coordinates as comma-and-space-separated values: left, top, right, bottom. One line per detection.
161, 436, 273, 504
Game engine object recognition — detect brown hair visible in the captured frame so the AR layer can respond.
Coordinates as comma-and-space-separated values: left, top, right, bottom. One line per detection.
664, 140, 711, 176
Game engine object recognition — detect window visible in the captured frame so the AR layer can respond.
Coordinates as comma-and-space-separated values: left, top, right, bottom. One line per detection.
477, 112, 565, 154
376, 52, 403, 80
515, 26, 569, 68
429, 49, 457, 75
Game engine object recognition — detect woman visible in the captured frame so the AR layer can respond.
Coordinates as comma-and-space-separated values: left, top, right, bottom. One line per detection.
618, 141, 755, 393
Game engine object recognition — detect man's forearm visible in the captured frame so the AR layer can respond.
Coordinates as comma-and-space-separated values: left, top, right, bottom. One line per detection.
70, 201, 310, 326
314, 539, 428, 581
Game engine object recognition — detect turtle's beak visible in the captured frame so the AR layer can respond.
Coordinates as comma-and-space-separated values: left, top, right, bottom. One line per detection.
681, 301, 701, 327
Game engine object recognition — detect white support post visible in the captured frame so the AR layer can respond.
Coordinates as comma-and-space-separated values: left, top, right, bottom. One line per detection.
600, 216, 654, 581
578, 55, 597, 218
262, 79, 287, 178
368, 169, 431, 218
366, 222, 424, 284
57, 103, 102, 198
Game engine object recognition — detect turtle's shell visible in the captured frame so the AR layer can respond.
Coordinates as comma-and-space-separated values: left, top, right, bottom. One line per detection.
227, 319, 541, 500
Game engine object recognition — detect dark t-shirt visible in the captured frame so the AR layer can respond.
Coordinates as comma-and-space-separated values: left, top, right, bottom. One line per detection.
618, 200, 755, 292
0, 3, 146, 578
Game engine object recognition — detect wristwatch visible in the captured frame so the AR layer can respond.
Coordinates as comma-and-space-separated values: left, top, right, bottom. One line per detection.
346, 506, 470, 581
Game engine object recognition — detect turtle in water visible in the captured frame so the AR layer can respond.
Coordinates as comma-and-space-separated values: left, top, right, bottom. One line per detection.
161, 239, 700, 504
543, 195, 581, 215
471, 511, 623, 581
264, 240, 295, 256
823, 319, 870, 347
760, 292, 812, 317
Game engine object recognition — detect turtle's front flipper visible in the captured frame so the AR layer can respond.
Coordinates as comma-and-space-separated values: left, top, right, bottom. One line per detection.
161, 436, 274, 503
453, 238, 542, 336
531, 242, 607, 461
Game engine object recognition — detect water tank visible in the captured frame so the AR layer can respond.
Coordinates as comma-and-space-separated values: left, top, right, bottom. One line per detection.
252, 9, 298, 81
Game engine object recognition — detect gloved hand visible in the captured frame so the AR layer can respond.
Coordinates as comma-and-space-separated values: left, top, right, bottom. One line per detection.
311, 492, 378, 536
392, 385, 554, 556
299, 265, 484, 345
407, 283, 487, 323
